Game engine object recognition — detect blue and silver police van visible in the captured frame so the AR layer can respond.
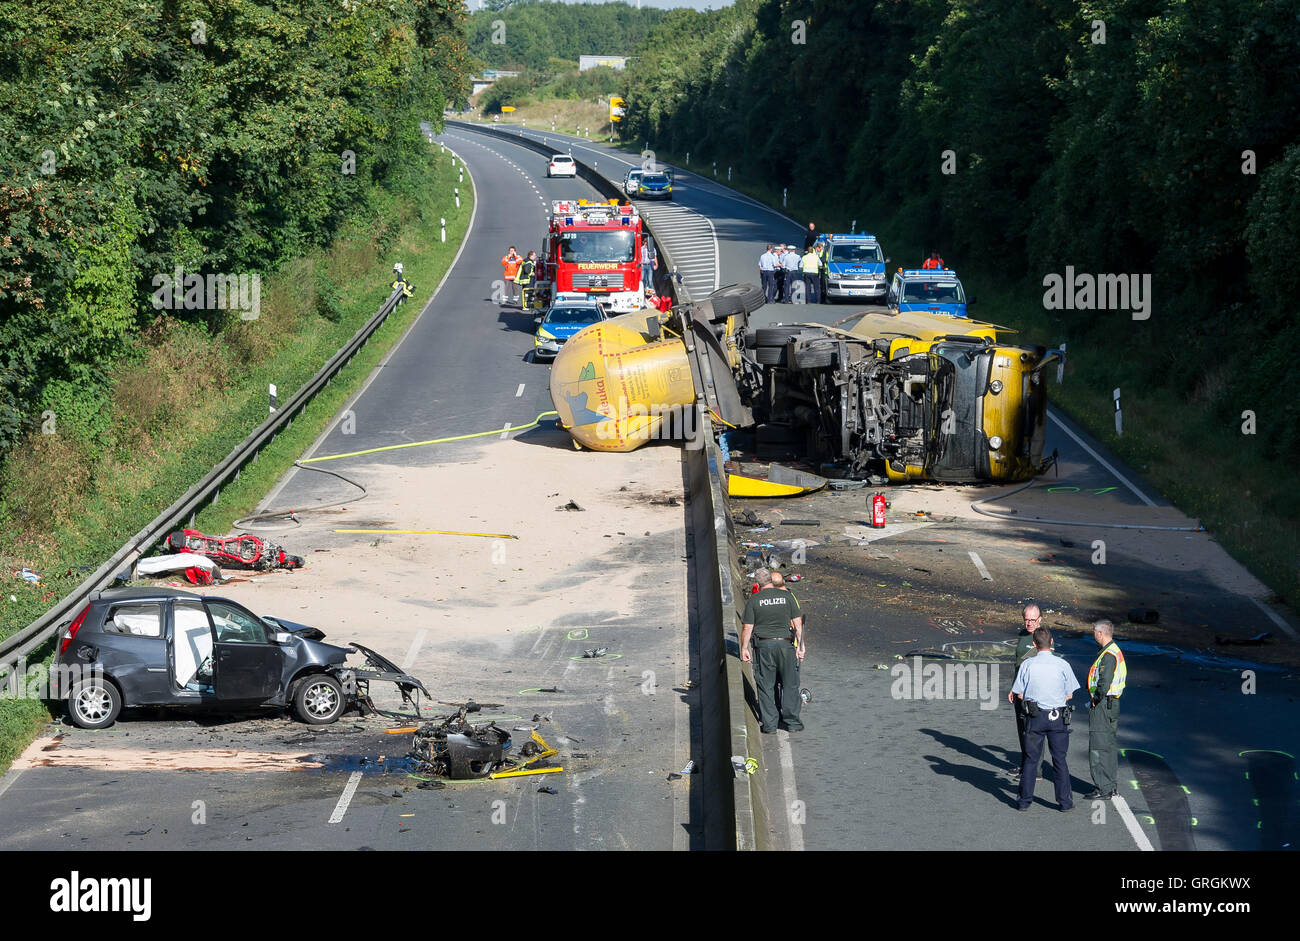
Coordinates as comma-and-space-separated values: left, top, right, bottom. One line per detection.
887, 268, 969, 318
819, 234, 890, 302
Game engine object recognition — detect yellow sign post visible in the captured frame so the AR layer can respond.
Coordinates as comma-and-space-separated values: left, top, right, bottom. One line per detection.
501, 105, 516, 113
609, 97, 625, 123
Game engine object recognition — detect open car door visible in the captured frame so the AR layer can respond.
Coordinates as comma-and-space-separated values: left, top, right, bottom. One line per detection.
205, 600, 284, 702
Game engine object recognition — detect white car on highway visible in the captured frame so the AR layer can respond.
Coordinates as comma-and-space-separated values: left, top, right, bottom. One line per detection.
547, 154, 577, 178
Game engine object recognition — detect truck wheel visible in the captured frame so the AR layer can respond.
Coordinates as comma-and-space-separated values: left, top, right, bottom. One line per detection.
67, 678, 122, 730
793, 345, 836, 369
754, 345, 787, 366
703, 294, 747, 325
755, 326, 812, 347
710, 283, 766, 315
294, 675, 345, 725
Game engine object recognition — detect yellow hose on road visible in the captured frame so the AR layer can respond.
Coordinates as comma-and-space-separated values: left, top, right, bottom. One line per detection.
299, 410, 559, 464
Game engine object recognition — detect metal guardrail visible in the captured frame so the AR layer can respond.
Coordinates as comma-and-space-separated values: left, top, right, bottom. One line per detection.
0, 287, 408, 676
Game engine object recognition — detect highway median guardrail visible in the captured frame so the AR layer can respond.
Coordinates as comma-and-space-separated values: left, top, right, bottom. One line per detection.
449, 120, 760, 850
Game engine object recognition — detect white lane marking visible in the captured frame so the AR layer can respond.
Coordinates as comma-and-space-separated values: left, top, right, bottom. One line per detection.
1111, 794, 1155, 851
1251, 597, 1299, 639
515, 383, 525, 398
0, 768, 24, 803
776, 730, 804, 851
328, 771, 363, 824
1047, 409, 1156, 507
968, 551, 993, 580
500, 422, 512, 439
402, 629, 428, 670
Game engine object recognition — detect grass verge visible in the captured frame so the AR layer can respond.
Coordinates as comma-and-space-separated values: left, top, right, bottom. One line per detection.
0, 139, 474, 773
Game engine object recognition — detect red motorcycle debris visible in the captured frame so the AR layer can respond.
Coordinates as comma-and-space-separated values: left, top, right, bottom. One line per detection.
165, 530, 304, 572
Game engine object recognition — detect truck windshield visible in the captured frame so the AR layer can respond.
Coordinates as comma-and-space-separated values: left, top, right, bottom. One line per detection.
902, 280, 965, 304
831, 244, 881, 263
559, 230, 636, 264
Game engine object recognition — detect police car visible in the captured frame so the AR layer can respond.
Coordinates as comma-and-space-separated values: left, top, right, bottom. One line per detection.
633, 171, 673, 200
532, 297, 608, 360
819, 234, 889, 302
887, 268, 969, 318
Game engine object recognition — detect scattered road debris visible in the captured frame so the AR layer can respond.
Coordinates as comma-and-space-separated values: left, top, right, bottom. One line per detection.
407, 703, 511, 779
582, 647, 610, 658
650, 496, 680, 506
537, 786, 558, 795
679, 760, 696, 775
556, 499, 585, 512
1128, 606, 1160, 624
1215, 632, 1272, 646
14, 568, 42, 583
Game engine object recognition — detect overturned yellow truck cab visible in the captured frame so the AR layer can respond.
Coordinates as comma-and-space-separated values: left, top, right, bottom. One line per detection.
549, 284, 1061, 484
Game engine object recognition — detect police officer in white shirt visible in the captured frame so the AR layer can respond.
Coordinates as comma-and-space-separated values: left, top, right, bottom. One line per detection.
1010, 626, 1081, 812
782, 244, 802, 303
758, 244, 778, 303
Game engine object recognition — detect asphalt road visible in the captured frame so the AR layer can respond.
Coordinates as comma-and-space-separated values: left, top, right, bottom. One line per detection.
485, 124, 1300, 852
0, 129, 703, 852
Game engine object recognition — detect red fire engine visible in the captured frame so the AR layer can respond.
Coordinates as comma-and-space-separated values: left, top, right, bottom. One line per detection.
538, 199, 645, 313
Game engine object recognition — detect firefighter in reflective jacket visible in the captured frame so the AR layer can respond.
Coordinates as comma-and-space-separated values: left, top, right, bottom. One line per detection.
391, 263, 414, 301
515, 251, 538, 309
1086, 619, 1127, 800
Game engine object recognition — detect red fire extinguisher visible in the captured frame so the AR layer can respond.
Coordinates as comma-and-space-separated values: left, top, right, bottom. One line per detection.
870, 492, 887, 528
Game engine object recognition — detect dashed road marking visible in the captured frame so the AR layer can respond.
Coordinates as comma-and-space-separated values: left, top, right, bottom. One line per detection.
1111, 794, 1155, 851
969, 551, 993, 580
515, 383, 525, 398
500, 422, 512, 439
328, 772, 363, 824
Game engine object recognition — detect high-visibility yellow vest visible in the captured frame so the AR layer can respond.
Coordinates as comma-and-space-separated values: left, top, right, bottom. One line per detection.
1088, 641, 1126, 696
801, 252, 820, 273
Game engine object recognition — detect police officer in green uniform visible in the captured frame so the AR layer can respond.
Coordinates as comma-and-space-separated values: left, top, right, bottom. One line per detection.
741, 568, 805, 733
1086, 619, 1127, 799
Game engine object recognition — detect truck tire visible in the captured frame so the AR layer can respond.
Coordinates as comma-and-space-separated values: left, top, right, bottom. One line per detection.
755, 326, 812, 347
754, 345, 787, 366
702, 294, 748, 325
793, 344, 836, 369
709, 283, 766, 315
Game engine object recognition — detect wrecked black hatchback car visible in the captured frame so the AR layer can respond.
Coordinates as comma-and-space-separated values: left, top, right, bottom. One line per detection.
50, 587, 427, 729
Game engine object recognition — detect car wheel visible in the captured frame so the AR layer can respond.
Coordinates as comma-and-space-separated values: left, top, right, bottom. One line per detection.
293, 675, 345, 725
67, 678, 122, 730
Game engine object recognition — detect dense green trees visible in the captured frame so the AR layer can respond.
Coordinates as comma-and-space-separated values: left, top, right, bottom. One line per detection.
621, 0, 1300, 461
468, 0, 663, 72
0, 0, 470, 458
